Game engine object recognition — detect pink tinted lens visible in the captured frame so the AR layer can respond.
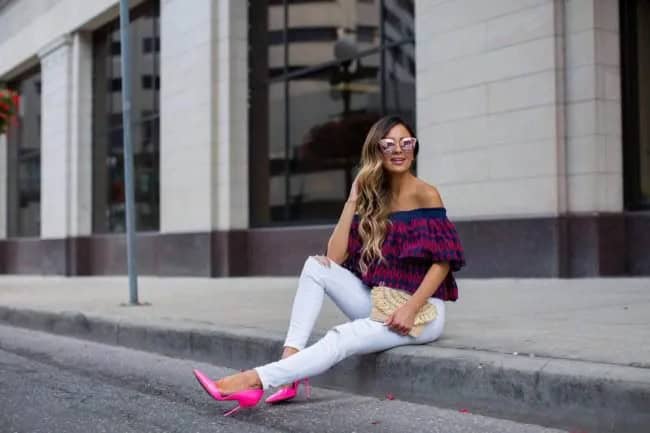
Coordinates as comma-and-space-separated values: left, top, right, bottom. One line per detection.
402, 138, 417, 150
378, 140, 396, 153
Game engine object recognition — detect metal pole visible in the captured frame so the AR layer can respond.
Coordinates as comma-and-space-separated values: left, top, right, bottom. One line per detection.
283, 0, 290, 220
119, 0, 139, 305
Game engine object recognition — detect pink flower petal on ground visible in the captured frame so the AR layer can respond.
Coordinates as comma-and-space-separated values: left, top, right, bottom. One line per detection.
459, 408, 470, 413
385, 392, 395, 400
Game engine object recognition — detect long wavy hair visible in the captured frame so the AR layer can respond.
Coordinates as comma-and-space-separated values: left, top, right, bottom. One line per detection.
355, 115, 417, 274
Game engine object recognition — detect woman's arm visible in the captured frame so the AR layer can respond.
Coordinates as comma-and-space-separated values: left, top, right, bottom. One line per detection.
406, 262, 450, 309
326, 177, 359, 264
384, 262, 450, 335
386, 181, 449, 334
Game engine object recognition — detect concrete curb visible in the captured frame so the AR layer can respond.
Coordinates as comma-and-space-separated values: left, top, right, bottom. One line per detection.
1, 305, 648, 433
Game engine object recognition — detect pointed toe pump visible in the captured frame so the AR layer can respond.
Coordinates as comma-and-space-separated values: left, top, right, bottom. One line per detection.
193, 369, 264, 416
265, 378, 311, 404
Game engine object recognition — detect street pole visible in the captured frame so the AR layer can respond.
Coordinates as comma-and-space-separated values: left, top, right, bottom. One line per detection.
119, 0, 139, 305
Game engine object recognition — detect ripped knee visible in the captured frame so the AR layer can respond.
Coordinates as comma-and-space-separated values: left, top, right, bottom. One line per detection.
308, 255, 331, 268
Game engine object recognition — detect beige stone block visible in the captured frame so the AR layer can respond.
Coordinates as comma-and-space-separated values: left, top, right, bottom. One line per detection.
567, 65, 596, 102
418, 85, 488, 124
567, 135, 600, 174
486, 2, 554, 50
567, 101, 596, 138
418, 116, 490, 152
488, 140, 557, 179
568, 172, 623, 212
566, 30, 596, 67
488, 70, 556, 112
419, 37, 555, 97
417, 0, 550, 37
594, 0, 619, 32
420, 147, 492, 185
565, 0, 595, 33
595, 29, 619, 67
416, 21, 486, 63
435, 176, 559, 217
596, 100, 621, 136
596, 65, 621, 101
486, 104, 558, 145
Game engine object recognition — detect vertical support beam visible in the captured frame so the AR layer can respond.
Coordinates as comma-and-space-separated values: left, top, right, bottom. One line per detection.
38, 35, 73, 240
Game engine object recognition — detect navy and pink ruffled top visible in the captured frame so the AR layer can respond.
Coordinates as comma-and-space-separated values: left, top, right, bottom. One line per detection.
342, 207, 465, 301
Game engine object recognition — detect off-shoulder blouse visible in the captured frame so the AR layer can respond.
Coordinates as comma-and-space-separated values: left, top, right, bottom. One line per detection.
341, 207, 466, 301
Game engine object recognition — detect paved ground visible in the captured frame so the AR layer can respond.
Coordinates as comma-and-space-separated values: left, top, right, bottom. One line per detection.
0, 324, 567, 433
0, 275, 648, 367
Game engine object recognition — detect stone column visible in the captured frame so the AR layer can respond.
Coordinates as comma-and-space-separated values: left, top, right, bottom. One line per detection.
69, 32, 93, 237
38, 33, 93, 240
213, 0, 248, 231
37, 32, 93, 274
38, 35, 73, 240
159, 0, 248, 275
565, 0, 622, 212
160, 0, 248, 233
415, 0, 565, 219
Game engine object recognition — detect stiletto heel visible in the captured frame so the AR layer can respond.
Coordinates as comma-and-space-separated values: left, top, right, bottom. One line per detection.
265, 377, 311, 404
193, 369, 264, 416
223, 406, 241, 417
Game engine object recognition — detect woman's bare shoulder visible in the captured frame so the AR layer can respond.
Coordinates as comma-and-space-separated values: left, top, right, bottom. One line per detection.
414, 179, 444, 208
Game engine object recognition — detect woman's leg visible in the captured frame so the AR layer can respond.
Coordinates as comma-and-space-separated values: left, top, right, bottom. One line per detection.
283, 256, 372, 352
254, 298, 446, 390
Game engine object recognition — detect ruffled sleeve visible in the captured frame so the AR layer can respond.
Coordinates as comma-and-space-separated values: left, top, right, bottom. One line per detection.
394, 215, 466, 271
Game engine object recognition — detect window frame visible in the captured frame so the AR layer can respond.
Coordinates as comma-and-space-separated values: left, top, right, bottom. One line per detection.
91, 0, 161, 234
248, 0, 416, 227
5, 65, 42, 238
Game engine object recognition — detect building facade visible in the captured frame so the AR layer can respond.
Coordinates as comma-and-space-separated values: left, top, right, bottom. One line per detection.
0, 0, 648, 277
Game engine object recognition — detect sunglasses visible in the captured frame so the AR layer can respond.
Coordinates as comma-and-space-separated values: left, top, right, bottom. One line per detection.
377, 137, 417, 155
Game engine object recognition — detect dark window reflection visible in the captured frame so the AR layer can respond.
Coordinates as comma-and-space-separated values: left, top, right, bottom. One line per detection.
249, 0, 415, 225
7, 68, 41, 237
92, 0, 160, 233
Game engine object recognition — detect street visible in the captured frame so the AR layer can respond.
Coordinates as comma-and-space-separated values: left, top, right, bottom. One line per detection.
0, 325, 567, 433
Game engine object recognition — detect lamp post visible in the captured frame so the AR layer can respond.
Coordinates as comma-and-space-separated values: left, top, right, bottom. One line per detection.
119, 0, 140, 305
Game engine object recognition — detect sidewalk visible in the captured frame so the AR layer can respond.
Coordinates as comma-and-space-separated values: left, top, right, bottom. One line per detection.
1, 275, 649, 432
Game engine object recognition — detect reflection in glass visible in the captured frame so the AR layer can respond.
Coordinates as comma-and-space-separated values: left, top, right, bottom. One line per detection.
92, 1, 160, 233
7, 69, 41, 237
637, 0, 650, 205
250, 0, 415, 225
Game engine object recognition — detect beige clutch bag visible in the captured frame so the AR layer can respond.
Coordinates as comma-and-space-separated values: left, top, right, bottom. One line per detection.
370, 285, 438, 337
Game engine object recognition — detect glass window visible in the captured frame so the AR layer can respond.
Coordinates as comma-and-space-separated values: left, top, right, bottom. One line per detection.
622, 0, 650, 210
6, 68, 41, 237
249, 0, 416, 226
92, 0, 160, 233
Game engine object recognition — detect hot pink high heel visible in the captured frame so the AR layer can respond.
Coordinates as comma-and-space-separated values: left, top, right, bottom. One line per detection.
264, 378, 311, 404
193, 369, 264, 416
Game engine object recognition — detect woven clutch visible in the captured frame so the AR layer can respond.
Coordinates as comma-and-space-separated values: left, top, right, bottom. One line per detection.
370, 285, 438, 337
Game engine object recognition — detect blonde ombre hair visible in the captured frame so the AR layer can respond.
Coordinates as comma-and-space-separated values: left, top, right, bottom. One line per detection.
355, 116, 417, 274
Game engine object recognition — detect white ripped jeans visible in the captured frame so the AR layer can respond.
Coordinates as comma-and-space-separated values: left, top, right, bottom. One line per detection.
254, 256, 446, 390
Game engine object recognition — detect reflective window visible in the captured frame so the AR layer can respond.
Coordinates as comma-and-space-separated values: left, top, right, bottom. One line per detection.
7, 68, 41, 237
622, 0, 650, 210
92, 0, 160, 233
249, 0, 416, 225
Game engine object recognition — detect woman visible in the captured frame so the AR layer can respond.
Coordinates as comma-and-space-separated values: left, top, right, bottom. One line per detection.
193, 115, 466, 416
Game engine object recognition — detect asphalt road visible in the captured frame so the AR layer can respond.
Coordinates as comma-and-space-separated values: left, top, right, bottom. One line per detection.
0, 325, 566, 433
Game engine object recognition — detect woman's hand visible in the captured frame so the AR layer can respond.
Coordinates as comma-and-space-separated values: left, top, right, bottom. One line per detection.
348, 175, 360, 203
384, 303, 418, 336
